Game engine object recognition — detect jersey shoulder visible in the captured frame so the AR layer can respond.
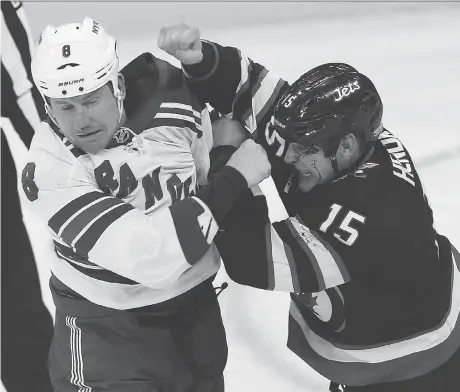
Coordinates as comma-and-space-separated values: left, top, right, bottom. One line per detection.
121, 52, 184, 114
121, 53, 205, 139
28, 120, 80, 162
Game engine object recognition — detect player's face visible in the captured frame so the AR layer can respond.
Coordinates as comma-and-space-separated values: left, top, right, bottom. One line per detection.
284, 142, 336, 192
49, 83, 121, 154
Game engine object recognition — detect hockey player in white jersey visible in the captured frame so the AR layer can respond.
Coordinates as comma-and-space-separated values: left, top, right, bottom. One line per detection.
21, 18, 270, 392
159, 24, 460, 392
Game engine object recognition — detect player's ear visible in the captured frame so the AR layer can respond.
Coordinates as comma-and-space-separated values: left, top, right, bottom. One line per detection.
339, 133, 357, 157
117, 73, 126, 101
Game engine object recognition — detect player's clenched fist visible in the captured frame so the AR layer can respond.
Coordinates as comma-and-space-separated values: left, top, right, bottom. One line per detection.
157, 24, 203, 65
227, 139, 271, 188
212, 116, 248, 148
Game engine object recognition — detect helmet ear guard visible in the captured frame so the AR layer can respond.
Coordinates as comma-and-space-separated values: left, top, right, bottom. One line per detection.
31, 17, 123, 119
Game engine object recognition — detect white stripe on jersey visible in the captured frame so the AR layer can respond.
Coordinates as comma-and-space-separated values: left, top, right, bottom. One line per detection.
160, 102, 201, 119
290, 217, 349, 290
57, 196, 114, 237
268, 224, 296, 292
70, 203, 128, 248
56, 249, 104, 270
154, 112, 203, 130
232, 53, 286, 134
291, 248, 460, 363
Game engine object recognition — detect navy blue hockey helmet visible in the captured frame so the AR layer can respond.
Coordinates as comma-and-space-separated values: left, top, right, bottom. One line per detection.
273, 63, 383, 158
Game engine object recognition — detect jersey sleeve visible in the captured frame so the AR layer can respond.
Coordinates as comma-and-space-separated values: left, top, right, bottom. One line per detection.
183, 41, 289, 134
19, 144, 220, 290
209, 145, 349, 294
216, 206, 351, 294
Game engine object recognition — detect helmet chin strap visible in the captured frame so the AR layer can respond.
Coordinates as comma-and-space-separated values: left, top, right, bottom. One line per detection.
329, 155, 341, 175
116, 92, 124, 123
112, 76, 125, 124
44, 100, 60, 127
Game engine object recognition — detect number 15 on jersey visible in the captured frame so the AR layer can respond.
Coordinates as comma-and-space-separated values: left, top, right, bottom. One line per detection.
320, 203, 366, 246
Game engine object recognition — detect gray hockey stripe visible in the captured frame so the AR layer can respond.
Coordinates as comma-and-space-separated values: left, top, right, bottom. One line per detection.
232, 50, 252, 110
282, 241, 302, 294
289, 298, 460, 385
250, 68, 269, 98
296, 217, 351, 284
264, 224, 276, 290
285, 219, 326, 292
255, 78, 288, 125
240, 68, 269, 123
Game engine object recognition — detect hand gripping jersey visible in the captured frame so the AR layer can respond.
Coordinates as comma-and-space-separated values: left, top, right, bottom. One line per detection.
185, 41, 460, 386
19, 53, 222, 310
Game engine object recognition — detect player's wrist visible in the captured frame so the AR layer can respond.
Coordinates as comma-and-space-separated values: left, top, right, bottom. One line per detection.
182, 41, 218, 81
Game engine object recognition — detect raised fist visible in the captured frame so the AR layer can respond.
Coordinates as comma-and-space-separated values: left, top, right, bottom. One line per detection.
157, 24, 203, 65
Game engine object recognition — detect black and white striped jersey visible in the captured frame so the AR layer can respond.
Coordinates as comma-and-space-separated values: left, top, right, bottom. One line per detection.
1, 1, 45, 144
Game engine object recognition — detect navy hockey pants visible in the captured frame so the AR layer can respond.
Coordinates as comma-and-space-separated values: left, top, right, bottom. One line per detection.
330, 344, 460, 391
48, 277, 227, 392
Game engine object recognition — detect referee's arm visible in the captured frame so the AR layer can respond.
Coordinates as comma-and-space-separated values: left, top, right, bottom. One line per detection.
1, 1, 45, 148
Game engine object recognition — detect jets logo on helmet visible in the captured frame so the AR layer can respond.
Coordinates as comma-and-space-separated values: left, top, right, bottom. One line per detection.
329, 80, 360, 102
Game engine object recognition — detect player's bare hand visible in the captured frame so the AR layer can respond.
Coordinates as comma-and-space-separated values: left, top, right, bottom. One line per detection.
157, 24, 203, 65
227, 139, 271, 188
212, 116, 248, 148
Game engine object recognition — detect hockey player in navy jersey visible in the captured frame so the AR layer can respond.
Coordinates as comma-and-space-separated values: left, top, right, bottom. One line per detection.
159, 24, 460, 391
21, 18, 270, 392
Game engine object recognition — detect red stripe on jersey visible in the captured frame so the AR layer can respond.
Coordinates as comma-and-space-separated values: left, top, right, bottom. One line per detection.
60, 197, 126, 246
48, 191, 106, 234
74, 203, 134, 255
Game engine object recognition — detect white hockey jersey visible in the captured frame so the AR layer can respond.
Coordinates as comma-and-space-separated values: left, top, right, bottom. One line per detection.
19, 55, 221, 310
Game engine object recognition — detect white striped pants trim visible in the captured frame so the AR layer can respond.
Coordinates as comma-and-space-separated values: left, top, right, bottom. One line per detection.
65, 316, 92, 392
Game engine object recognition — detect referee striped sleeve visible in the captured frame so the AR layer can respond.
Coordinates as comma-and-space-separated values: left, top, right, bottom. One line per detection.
1, 6, 32, 99
1, 62, 35, 145
1, 2, 34, 83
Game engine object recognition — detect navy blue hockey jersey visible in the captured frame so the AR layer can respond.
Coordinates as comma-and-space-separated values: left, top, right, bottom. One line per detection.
184, 41, 460, 386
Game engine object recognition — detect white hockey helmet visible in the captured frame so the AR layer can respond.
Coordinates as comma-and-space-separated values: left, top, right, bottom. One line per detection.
31, 18, 121, 107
